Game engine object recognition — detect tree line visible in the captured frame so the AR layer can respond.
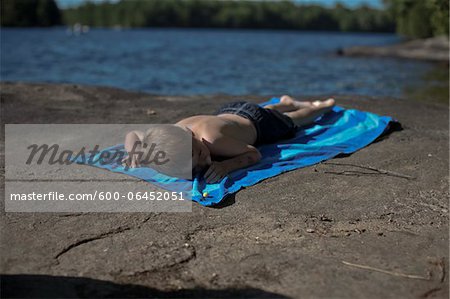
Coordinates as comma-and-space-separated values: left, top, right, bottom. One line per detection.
383, 0, 449, 38
1, 0, 448, 38
1, 0, 61, 27
62, 0, 395, 32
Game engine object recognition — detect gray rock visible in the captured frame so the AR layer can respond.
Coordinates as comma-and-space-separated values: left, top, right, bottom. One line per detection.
1, 82, 448, 298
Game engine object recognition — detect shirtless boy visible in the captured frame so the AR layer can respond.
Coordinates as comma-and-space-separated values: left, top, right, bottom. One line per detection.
123, 95, 335, 183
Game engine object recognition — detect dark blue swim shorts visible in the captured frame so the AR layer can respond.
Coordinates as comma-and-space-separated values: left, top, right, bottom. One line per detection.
216, 101, 298, 145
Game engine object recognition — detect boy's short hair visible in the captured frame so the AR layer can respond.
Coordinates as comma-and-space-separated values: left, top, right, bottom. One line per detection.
140, 125, 192, 179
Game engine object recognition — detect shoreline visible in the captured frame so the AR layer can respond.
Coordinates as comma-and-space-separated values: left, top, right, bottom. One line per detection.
2, 76, 447, 105
338, 36, 450, 63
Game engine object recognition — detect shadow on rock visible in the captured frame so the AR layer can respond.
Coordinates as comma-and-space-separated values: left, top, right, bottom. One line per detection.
1, 274, 290, 298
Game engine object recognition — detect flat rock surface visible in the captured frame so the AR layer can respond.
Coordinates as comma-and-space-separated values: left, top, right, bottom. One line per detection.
1, 82, 448, 298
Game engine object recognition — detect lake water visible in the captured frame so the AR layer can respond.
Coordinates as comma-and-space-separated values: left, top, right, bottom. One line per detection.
1, 28, 433, 97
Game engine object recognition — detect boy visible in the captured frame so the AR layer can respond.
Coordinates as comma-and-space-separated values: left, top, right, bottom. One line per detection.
123, 95, 335, 183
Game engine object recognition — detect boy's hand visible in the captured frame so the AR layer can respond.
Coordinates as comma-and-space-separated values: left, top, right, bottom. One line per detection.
204, 161, 229, 183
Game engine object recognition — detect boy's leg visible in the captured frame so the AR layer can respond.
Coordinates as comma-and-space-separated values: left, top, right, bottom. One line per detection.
265, 95, 335, 127
284, 98, 335, 127
265, 95, 315, 113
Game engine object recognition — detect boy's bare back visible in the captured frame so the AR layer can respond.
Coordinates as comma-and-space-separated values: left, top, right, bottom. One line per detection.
176, 114, 258, 153
176, 114, 262, 181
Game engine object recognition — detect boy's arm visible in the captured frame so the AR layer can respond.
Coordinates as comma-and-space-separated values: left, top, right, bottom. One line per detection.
204, 136, 261, 183
123, 130, 145, 168
124, 130, 144, 152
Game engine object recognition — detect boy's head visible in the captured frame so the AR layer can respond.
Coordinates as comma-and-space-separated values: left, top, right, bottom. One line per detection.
138, 125, 192, 179
129, 124, 211, 177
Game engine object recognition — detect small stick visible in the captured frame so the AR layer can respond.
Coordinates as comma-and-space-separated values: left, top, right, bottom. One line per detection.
323, 162, 415, 180
342, 261, 430, 280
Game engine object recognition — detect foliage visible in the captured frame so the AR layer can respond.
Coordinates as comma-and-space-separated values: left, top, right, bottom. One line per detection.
383, 0, 449, 38
6, 0, 447, 38
1, 0, 61, 27
60, 0, 394, 32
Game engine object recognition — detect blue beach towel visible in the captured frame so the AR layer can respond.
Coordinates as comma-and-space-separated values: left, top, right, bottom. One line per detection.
77, 98, 397, 206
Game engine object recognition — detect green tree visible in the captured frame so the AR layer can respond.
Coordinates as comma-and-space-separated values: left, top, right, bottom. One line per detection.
384, 0, 449, 38
428, 0, 449, 36
58, 0, 395, 33
1, 0, 61, 27
36, 0, 61, 26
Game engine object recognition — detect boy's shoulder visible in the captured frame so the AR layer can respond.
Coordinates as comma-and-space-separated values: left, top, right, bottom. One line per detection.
176, 114, 223, 127
177, 114, 209, 122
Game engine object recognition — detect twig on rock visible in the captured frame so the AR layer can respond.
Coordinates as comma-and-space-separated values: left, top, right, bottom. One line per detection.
323, 162, 415, 180
342, 261, 430, 280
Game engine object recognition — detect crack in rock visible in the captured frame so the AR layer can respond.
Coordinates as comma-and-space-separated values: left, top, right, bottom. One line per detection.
123, 245, 197, 278
55, 226, 132, 259
54, 216, 155, 260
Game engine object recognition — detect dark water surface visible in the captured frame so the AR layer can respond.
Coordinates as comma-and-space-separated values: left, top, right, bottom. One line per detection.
1, 28, 433, 97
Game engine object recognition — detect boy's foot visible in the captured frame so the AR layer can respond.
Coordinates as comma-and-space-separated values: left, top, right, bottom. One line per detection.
312, 98, 335, 109
280, 95, 314, 108
281, 95, 335, 109
280, 95, 296, 105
